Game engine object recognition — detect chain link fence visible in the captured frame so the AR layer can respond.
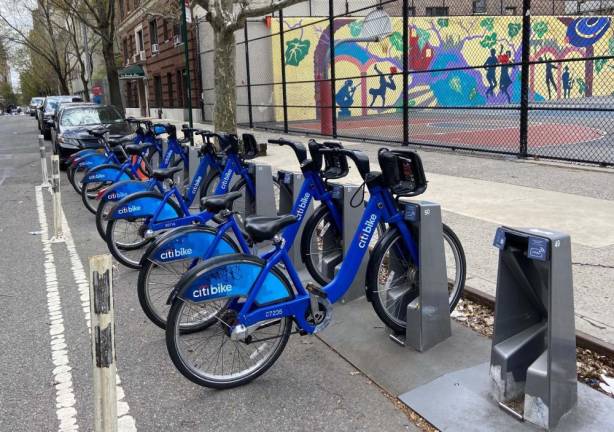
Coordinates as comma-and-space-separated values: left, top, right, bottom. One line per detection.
199, 0, 614, 165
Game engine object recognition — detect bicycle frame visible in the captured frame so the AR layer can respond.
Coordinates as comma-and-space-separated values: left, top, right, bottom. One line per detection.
226, 184, 419, 334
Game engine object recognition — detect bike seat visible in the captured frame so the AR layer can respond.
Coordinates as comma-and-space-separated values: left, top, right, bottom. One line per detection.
151, 165, 183, 181
88, 127, 110, 138
244, 215, 298, 243
125, 143, 154, 156
200, 191, 243, 213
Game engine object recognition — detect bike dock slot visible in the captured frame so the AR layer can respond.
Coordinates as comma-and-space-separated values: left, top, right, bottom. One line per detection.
277, 170, 313, 271
490, 226, 577, 429
389, 200, 451, 351
245, 162, 276, 218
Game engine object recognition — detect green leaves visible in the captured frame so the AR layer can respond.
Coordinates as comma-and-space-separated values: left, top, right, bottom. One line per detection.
437, 18, 449, 28
416, 28, 430, 50
480, 33, 498, 49
576, 77, 586, 95
508, 23, 521, 38
285, 38, 311, 67
389, 31, 403, 51
449, 76, 462, 93
608, 38, 614, 56
349, 20, 363, 38
596, 58, 609, 73
480, 18, 494, 32
532, 21, 548, 38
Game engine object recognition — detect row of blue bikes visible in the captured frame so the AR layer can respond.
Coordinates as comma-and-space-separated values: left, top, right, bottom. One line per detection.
65, 118, 466, 389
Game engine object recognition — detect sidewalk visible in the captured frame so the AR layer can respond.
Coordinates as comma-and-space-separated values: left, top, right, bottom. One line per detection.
155, 117, 614, 345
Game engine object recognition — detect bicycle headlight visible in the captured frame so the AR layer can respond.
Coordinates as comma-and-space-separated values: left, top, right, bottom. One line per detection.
58, 135, 80, 148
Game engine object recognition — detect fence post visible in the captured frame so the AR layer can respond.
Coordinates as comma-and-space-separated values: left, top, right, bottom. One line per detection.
50, 155, 64, 243
519, 0, 531, 158
402, 0, 409, 146
38, 135, 51, 188
89, 254, 118, 432
279, 9, 289, 133
329, 0, 337, 137
244, 24, 254, 129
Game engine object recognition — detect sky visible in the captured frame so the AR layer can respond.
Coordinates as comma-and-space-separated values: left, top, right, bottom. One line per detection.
0, 0, 33, 92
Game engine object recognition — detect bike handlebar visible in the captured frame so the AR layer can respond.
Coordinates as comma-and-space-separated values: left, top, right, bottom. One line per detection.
267, 138, 308, 163
318, 147, 371, 179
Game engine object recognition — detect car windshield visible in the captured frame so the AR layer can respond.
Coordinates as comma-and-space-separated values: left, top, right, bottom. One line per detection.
31, 98, 43, 105
60, 107, 124, 126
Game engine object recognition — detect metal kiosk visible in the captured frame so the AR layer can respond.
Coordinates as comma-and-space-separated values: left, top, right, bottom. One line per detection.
490, 226, 577, 430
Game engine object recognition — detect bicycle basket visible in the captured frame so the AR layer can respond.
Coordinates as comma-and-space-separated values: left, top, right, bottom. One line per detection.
322, 142, 349, 180
378, 149, 427, 197
242, 133, 259, 159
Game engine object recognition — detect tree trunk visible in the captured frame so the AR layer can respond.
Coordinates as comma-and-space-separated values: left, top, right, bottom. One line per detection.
58, 74, 70, 94
214, 30, 237, 133
102, 39, 123, 111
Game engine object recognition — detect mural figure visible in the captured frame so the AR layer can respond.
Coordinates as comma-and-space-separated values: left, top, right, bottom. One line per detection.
336, 79, 357, 117
562, 66, 573, 98
484, 48, 498, 98
369, 64, 396, 108
541, 56, 558, 99
498, 46, 514, 104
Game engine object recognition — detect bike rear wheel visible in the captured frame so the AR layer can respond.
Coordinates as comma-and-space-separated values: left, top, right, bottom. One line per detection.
166, 298, 291, 389
366, 224, 466, 334
105, 217, 154, 269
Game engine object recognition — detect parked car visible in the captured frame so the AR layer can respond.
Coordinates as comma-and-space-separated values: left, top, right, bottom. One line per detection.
52, 105, 132, 165
38, 96, 83, 139
29, 97, 44, 117
51, 102, 97, 149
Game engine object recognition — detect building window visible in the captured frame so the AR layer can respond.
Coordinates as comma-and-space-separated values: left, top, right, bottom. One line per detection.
167, 73, 174, 108
149, 20, 158, 47
154, 76, 163, 108
504, 6, 517, 15
425, 7, 448, 16
136, 29, 144, 52
473, 0, 486, 14
176, 70, 183, 107
162, 20, 169, 42
119, 0, 124, 19
123, 38, 129, 63
173, 23, 183, 45
407, 7, 416, 16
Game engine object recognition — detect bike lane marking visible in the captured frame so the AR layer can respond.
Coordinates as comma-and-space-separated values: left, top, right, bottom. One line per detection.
35, 186, 79, 432
59, 206, 137, 431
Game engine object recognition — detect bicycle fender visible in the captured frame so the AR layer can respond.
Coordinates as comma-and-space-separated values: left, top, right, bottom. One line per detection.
82, 164, 132, 184
99, 179, 151, 203
145, 226, 237, 265
175, 255, 293, 306
73, 153, 107, 170
109, 191, 181, 221
68, 149, 98, 164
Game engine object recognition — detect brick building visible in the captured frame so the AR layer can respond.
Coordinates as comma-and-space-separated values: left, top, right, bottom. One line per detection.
117, 0, 203, 121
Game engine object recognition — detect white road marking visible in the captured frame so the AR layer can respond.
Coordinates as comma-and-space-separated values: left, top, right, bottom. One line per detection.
59, 207, 137, 431
35, 186, 79, 432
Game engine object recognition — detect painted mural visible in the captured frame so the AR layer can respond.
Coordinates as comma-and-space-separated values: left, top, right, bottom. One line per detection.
271, 16, 614, 122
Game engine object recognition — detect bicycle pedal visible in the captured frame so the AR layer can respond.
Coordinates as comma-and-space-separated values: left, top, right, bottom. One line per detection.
306, 282, 327, 299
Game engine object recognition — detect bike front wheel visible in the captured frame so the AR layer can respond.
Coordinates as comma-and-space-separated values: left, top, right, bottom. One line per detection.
166, 298, 292, 389
366, 224, 466, 334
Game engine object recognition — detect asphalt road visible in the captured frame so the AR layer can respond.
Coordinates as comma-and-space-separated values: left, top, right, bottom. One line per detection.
0, 114, 416, 432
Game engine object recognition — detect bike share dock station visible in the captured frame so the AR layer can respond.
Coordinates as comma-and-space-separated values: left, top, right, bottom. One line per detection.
316, 225, 614, 431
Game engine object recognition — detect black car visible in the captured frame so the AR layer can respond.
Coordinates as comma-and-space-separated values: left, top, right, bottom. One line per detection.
39, 96, 83, 139
52, 105, 132, 165
51, 102, 97, 149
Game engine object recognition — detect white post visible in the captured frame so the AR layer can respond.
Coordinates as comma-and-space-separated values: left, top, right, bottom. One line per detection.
89, 254, 118, 432
39, 135, 51, 188
50, 155, 64, 243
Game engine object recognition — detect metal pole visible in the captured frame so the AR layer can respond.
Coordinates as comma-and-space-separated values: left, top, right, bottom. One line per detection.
402, 0, 409, 146
195, 18, 205, 122
244, 24, 254, 129
50, 155, 64, 242
180, 0, 194, 145
89, 254, 118, 432
519, 0, 531, 158
329, 0, 337, 137
38, 135, 50, 188
279, 10, 289, 133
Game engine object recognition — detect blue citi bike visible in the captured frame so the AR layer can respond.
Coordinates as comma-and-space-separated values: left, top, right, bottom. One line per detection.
104, 131, 288, 269
67, 118, 163, 195
93, 124, 211, 239
165, 146, 466, 388
135, 138, 353, 330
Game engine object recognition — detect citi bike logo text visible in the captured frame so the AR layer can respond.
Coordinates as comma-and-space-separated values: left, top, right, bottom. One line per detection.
117, 205, 141, 215
107, 191, 127, 200
90, 173, 106, 180
192, 283, 233, 298
164, 152, 173, 166
191, 176, 202, 195
296, 193, 311, 221
160, 247, 193, 260
358, 214, 377, 249
220, 170, 233, 190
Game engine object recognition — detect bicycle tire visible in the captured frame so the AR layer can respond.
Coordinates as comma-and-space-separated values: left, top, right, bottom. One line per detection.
366, 223, 466, 334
